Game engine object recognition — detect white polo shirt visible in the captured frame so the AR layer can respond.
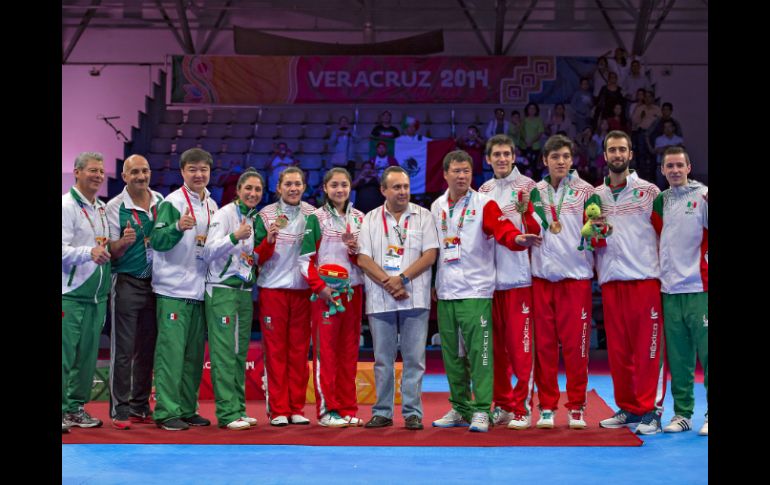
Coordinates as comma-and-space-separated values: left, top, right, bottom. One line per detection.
358, 202, 439, 315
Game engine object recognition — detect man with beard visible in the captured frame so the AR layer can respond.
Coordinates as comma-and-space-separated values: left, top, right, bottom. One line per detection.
594, 131, 666, 435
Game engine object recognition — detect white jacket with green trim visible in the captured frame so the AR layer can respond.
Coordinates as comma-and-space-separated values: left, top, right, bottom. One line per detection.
62, 187, 111, 302
150, 185, 218, 301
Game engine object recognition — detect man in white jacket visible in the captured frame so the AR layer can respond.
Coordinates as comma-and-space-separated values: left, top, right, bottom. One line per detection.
150, 148, 218, 431
594, 131, 666, 435
62, 152, 111, 433
652, 147, 708, 436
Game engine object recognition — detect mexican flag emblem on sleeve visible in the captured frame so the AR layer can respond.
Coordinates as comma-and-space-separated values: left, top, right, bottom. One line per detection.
168, 313, 178, 320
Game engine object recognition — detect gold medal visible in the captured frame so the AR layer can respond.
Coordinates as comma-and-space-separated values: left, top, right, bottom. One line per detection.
549, 221, 562, 234
274, 214, 289, 229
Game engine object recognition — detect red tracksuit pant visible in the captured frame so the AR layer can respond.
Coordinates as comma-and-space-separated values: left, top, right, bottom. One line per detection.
492, 286, 535, 416
532, 277, 592, 411
311, 285, 363, 419
259, 288, 312, 419
601, 279, 667, 416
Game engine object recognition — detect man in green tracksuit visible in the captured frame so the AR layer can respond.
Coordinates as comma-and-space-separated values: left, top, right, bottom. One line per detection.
151, 148, 219, 431
430, 150, 542, 433
651, 146, 708, 436
62, 152, 111, 432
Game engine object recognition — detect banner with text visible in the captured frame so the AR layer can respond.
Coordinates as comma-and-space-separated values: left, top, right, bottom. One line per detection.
171, 55, 594, 105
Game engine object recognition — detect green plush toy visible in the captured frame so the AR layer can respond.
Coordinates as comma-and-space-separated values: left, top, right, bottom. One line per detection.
577, 203, 608, 251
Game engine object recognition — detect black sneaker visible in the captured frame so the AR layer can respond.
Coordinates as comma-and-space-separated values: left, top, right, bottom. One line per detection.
364, 415, 393, 428
404, 415, 424, 430
158, 418, 190, 431
65, 409, 103, 428
182, 414, 211, 426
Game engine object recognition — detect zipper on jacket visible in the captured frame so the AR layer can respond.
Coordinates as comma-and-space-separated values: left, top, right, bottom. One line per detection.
67, 265, 77, 286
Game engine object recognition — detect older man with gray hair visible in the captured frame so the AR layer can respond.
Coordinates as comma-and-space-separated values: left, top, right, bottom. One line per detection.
62, 152, 111, 433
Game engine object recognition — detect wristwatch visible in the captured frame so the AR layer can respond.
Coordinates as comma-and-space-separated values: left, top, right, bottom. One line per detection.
399, 273, 409, 285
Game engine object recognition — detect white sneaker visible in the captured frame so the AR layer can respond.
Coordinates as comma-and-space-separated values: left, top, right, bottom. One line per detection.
270, 416, 289, 427
240, 416, 258, 426
492, 407, 513, 426
226, 419, 251, 430
568, 409, 587, 429
536, 409, 555, 429
432, 408, 469, 428
343, 415, 364, 427
319, 411, 348, 428
699, 416, 708, 436
663, 415, 692, 433
468, 412, 490, 432
290, 414, 311, 425
535, 409, 556, 429
507, 413, 531, 430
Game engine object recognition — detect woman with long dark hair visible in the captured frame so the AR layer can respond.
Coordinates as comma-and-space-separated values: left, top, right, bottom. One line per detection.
298, 167, 365, 427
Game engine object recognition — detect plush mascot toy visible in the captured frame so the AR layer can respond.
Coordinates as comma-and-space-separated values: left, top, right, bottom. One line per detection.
310, 263, 354, 317
577, 203, 610, 251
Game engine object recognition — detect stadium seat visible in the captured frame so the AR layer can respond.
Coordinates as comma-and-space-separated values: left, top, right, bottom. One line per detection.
186, 109, 209, 124
149, 138, 173, 154
162, 110, 184, 124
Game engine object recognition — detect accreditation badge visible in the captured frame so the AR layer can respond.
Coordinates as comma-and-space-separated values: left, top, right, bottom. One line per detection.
442, 236, 461, 264
144, 237, 154, 264
383, 244, 404, 271
194, 234, 207, 260
236, 251, 254, 281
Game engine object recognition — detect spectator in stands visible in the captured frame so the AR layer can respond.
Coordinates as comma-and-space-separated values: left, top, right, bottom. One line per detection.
357, 166, 439, 431
202, 168, 270, 431
370, 141, 399, 178
105, 155, 165, 430
485, 107, 511, 139
653, 120, 685, 188
456, 125, 486, 188
352, 161, 384, 215
630, 90, 662, 181
571, 77, 595, 132
371, 110, 401, 152
255, 167, 315, 427
522, 102, 545, 171
595, 72, 625, 124
628, 88, 646, 121
330, 116, 356, 167
62, 152, 111, 433
508, 110, 524, 149
546, 103, 576, 139
399, 116, 428, 141
218, 164, 243, 207
593, 119, 610, 181
605, 47, 630, 85
575, 125, 601, 184
150, 148, 218, 431
606, 103, 631, 135
267, 142, 298, 202
593, 56, 611, 97
646, 102, 684, 147
622, 60, 651, 104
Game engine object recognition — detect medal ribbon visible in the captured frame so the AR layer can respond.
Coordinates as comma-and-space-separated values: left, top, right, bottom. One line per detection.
546, 181, 568, 225
182, 186, 210, 233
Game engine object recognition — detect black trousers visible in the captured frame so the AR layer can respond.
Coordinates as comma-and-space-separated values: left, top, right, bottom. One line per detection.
108, 273, 157, 419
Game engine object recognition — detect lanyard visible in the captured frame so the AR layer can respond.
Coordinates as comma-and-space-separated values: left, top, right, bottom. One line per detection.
441, 193, 472, 237
325, 202, 350, 233
182, 186, 210, 230
72, 189, 107, 239
382, 206, 410, 246
546, 181, 568, 224
131, 201, 157, 236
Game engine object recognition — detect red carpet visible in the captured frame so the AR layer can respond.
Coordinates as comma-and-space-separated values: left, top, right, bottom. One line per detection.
62, 390, 641, 447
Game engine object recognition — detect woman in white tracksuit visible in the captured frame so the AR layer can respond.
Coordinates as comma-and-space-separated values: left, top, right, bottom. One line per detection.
203, 168, 275, 430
